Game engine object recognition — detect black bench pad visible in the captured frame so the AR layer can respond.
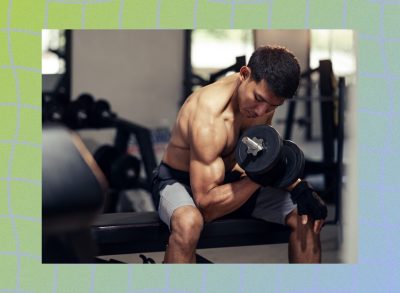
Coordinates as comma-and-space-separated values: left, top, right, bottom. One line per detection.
92, 212, 290, 256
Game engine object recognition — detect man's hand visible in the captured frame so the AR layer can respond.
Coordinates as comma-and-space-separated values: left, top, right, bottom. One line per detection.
300, 215, 325, 234
289, 180, 328, 233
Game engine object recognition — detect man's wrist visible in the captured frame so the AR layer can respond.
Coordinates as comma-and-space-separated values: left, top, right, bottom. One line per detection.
244, 175, 262, 188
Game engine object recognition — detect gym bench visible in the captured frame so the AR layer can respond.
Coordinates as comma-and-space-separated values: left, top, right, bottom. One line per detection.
92, 212, 290, 259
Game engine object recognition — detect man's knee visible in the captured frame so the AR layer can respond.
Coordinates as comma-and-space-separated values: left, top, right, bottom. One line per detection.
286, 208, 313, 233
285, 209, 321, 237
285, 208, 300, 231
170, 206, 204, 248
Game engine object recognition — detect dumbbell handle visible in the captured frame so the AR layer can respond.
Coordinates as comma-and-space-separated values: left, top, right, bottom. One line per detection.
242, 136, 263, 156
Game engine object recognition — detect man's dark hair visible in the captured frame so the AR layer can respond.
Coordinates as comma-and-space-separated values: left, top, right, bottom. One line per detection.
247, 45, 300, 99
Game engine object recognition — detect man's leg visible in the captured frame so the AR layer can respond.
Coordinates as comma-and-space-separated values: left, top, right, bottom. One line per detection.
246, 186, 322, 263
164, 205, 203, 263
285, 208, 321, 263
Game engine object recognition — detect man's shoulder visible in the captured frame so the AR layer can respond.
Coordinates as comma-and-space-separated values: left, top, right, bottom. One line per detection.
202, 76, 235, 96
189, 92, 228, 140
196, 84, 234, 116
191, 89, 221, 117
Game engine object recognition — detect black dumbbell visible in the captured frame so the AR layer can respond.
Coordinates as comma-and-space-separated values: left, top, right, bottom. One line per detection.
93, 145, 121, 181
42, 93, 69, 123
110, 154, 141, 189
90, 99, 116, 127
235, 125, 305, 188
94, 145, 141, 190
65, 93, 95, 129
43, 100, 65, 123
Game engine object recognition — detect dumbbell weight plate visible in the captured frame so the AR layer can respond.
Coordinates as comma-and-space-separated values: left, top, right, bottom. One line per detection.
110, 154, 141, 189
235, 125, 283, 175
66, 93, 94, 129
273, 140, 305, 188
76, 93, 94, 105
93, 145, 121, 180
90, 99, 114, 127
48, 101, 66, 122
42, 93, 69, 123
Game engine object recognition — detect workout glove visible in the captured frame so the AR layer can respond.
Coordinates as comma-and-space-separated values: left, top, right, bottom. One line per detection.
290, 180, 328, 220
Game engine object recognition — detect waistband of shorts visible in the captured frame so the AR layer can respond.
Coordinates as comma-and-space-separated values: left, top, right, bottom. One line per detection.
158, 161, 191, 183
157, 161, 243, 185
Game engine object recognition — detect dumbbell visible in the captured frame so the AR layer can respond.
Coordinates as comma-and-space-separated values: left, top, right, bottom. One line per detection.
89, 99, 116, 127
235, 125, 305, 188
65, 93, 95, 129
94, 145, 141, 190
42, 93, 69, 123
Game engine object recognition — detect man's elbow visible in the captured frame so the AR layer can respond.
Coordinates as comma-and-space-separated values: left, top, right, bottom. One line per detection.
194, 197, 215, 223
202, 210, 216, 223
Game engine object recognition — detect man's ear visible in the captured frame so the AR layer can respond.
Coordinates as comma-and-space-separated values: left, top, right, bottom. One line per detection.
239, 66, 251, 81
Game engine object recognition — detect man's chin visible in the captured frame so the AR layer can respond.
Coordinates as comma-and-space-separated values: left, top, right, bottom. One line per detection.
242, 111, 256, 118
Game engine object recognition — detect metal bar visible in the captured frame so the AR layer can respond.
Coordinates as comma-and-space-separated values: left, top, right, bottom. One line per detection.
319, 60, 335, 195
182, 30, 193, 105
289, 96, 339, 102
209, 56, 246, 83
65, 30, 72, 99
305, 71, 312, 140
284, 99, 296, 140
334, 77, 345, 224
112, 118, 158, 188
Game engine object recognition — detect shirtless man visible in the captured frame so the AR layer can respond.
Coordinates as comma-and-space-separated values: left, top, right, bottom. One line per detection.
152, 45, 327, 263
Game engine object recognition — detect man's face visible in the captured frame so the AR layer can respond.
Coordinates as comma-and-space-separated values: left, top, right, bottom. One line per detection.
237, 76, 285, 119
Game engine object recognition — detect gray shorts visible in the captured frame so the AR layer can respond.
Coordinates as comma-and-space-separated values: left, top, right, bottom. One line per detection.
152, 162, 296, 230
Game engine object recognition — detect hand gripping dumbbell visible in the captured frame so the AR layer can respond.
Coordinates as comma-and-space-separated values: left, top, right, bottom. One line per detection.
235, 125, 305, 188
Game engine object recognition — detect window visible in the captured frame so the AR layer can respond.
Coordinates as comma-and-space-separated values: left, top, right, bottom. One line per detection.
42, 30, 66, 74
191, 30, 254, 79
310, 30, 356, 80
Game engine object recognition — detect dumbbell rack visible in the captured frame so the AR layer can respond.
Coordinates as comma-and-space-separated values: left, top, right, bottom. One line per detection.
89, 116, 158, 192
43, 93, 158, 191
108, 117, 157, 189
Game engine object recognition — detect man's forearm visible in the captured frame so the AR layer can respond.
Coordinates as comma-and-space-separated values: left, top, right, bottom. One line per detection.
196, 174, 302, 222
195, 177, 260, 222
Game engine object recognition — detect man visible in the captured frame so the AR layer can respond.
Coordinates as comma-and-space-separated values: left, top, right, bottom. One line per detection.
152, 45, 327, 263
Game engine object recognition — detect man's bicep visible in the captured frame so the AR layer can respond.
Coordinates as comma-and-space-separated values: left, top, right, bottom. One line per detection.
190, 156, 225, 198
188, 121, 227, 199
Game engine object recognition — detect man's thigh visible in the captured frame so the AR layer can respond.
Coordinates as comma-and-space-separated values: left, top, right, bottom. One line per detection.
224, 186, 296, 225
158, 182, 197, 230
251, 186, 297, 225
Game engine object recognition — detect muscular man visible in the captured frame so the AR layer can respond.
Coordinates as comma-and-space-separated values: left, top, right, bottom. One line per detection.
152, 45, 327, 263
